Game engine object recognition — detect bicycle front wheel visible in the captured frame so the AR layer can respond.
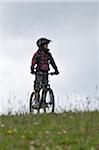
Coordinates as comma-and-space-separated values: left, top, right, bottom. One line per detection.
42, 88, 55, 113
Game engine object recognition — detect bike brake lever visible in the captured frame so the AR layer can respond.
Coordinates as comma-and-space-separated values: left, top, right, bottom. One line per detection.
50, 72, 55, 75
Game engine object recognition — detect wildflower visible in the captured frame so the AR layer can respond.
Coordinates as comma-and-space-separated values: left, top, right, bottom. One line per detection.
7, 129, 13, 134
21, 135, 26, 139
0, 123, 4, 128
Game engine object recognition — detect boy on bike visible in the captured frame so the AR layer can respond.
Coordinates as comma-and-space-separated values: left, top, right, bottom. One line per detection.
30, 38, 59, 107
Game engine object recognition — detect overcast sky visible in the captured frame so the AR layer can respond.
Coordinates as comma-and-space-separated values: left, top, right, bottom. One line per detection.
0, 1, 99, 113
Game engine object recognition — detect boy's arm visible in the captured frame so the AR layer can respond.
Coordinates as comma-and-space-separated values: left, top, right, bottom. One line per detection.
50, 54, 59, 75
30, 53, 37, 74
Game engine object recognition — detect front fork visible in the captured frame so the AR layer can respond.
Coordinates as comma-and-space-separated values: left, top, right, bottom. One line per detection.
40, 87, 48, 104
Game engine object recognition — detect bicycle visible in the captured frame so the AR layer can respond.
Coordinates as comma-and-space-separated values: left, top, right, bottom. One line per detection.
29, 72, 56, 113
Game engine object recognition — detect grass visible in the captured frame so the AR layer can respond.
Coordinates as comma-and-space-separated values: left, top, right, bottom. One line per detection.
0, 112, 99, 150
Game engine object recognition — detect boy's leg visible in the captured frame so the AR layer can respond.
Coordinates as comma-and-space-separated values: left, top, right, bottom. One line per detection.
40, 73, 48, 106
34, 73, 43, 102
43, 73, 48, 88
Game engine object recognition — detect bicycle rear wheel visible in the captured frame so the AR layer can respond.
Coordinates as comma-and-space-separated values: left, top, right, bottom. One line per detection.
29, 92, 39, 114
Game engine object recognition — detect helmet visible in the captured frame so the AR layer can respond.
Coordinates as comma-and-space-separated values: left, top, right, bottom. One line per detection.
36, 38, 51, 47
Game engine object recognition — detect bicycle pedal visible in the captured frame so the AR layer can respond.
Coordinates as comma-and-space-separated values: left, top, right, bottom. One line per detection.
40, 103, 48, 108
32, 106, 38, 109
49, 101, 52, 105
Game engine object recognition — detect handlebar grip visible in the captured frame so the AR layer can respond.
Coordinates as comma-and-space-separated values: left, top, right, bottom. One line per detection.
50, 72, 58, 75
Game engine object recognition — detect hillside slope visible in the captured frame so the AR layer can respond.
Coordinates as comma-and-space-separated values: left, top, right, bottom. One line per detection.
0, 112, 99, 150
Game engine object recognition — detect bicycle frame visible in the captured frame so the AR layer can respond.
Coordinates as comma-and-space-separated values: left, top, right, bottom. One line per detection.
30, 71, 56, 113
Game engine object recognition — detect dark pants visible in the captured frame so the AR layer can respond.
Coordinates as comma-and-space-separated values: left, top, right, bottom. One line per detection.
34, 72, 48, 102
34, 72, 48, 91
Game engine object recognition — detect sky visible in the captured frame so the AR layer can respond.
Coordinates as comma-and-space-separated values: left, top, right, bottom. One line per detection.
0, 1, 99, 114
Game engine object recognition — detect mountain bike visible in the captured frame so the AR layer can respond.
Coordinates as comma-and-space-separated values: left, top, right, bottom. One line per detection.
30, 72, 56, 114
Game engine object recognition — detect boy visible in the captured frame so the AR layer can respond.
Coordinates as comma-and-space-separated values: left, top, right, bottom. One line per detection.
30, 38, 59, 107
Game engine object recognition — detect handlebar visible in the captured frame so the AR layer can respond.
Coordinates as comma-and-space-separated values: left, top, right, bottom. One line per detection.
49, 72, 57, 75
31, 71, 58, 76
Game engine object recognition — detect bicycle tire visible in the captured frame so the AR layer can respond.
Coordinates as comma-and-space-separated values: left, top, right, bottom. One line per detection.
41, 88, 55, 113
48, 88, 55, 113
29, 92, 39, 114
29, 92, 35, 113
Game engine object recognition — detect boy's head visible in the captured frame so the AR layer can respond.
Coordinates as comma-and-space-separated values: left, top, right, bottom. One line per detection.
36, 38, 51, 49
43, 43, 48, 49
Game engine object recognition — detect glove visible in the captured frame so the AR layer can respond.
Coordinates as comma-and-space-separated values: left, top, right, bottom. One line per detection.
30, 66, 35, 74
54, 69, 59, 75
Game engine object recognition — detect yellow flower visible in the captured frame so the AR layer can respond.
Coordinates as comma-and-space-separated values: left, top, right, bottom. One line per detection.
21, 135, 26, 139
7, 129, 12, 134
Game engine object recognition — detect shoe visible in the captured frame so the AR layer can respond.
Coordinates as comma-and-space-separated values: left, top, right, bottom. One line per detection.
32, 101, 39, 109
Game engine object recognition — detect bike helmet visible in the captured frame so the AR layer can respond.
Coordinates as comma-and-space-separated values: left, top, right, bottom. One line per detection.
36, 38, 51, 47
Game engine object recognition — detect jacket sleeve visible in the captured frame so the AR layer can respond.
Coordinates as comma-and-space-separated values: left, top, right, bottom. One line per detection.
31, 53, 37, 67
49, 53, 58, 71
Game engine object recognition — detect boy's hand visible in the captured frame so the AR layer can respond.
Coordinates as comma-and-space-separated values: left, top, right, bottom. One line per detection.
30, 66, 34, 74
54, 69, 59, 75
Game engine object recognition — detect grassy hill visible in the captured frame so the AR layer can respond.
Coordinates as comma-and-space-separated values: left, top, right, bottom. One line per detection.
0, 112, 99, 150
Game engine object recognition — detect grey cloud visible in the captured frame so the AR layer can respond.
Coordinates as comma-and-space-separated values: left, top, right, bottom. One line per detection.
3, 2, 98, 37
2, 2, 99, 97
